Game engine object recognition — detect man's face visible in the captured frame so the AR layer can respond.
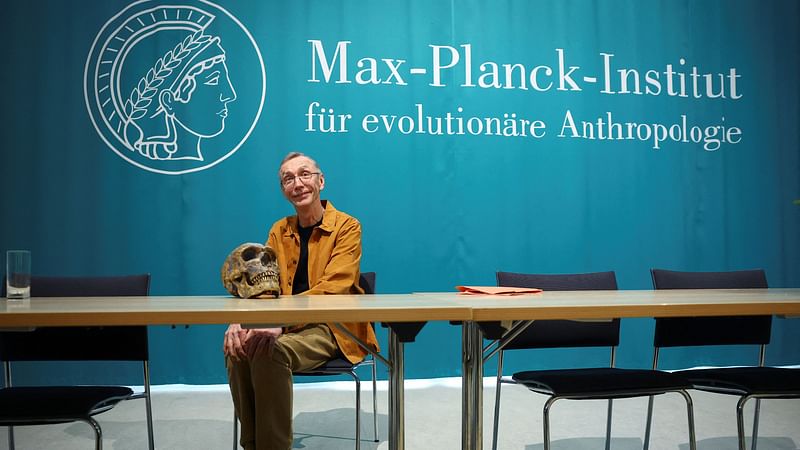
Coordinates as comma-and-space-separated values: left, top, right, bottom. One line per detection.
279, 156, 325, 209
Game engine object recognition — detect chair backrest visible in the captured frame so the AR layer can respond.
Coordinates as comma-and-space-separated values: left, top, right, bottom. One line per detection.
496, 271, 620, 349
650, 268, 771, 348
359, 272, 376, 295
0, 274, 151, 362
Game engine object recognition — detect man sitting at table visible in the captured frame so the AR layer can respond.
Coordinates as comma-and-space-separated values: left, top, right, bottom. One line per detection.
223, 151, 379, 450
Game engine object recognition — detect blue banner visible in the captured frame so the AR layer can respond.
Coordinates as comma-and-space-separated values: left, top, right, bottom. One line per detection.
1, 0, 798, 384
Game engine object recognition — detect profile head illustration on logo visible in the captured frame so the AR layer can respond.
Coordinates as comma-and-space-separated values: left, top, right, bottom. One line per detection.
85, 1, 265, 175
124, 30, 237, 161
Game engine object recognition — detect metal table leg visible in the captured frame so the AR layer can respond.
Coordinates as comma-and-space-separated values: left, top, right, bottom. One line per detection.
462, 321, 484, 450
388, 327, 404, 450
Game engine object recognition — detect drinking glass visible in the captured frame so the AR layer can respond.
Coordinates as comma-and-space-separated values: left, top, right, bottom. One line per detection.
6, 250, 31, 299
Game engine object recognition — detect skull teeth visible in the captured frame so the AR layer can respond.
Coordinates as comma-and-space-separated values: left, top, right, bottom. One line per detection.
249, 270, 277, 285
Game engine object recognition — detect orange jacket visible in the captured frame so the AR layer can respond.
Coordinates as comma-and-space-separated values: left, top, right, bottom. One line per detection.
266, 200, 379, 363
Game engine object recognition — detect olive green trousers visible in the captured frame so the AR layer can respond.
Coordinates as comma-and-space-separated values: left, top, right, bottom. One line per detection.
227, 324, 339, 450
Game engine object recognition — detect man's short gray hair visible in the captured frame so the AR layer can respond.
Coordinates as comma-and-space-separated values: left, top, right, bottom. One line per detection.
278, 152, 321, 178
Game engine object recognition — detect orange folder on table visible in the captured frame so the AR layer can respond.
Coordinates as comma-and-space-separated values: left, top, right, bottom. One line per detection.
456, 286, 542, 295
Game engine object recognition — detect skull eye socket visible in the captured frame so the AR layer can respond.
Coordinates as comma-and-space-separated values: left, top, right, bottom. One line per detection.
241, 246, 260, 261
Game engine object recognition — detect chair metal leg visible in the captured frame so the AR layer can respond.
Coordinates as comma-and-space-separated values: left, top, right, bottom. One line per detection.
737, 395, 752, 450
605, 346, 618, 450
751, 343, 767, 450
543, 397, 558, 450
4, 362, 14, 450
371, 360, 379, 442
645, 391, 696, 450
644, 348, 660, 450
643, 394, 655, 449
491, 351, 504, 450
83, 417, 103, 450
677, 390, 697, 450
143, 361, 155, 450
605, 399, 613, 450
353, 373, 362, 450
539, 396, 621, 450
751, 398, 761, 450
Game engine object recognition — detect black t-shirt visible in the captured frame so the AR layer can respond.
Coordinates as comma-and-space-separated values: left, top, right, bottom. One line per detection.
292, 218, 322, 294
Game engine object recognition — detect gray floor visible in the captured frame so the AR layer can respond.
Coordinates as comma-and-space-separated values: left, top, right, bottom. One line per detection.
1, 377, 798, 450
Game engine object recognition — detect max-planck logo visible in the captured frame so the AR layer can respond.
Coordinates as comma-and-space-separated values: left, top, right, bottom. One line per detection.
84, 0, 265, 175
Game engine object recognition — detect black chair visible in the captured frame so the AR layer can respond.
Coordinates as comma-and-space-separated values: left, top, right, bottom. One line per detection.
233, 272, 379, 450
648, 268, 799, 450
492, 271, 697, 450
0, 274, 154, 450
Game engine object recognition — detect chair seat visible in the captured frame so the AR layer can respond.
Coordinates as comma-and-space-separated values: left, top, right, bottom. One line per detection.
512, 367, 693, 399
293, 357, 360, 376
0, 386, 134, 424
674, 367, 800, 395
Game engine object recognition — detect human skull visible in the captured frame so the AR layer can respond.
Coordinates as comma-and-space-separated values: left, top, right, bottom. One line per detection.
221, 243, 280, 298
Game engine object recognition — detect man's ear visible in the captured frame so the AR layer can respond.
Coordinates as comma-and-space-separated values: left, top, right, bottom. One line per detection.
318, 173, 325, 191
159, 90, 175, 114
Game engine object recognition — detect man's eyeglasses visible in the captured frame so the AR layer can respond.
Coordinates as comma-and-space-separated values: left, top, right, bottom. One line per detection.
281, 171, 320, 187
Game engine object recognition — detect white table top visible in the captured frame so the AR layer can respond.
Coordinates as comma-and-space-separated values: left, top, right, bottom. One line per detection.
419, 288, 800, 321
0, 294, 472, 327
2, 289, 799, 327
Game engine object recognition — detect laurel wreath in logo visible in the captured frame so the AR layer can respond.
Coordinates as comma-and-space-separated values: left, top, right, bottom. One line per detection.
124, 29, 213, 120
